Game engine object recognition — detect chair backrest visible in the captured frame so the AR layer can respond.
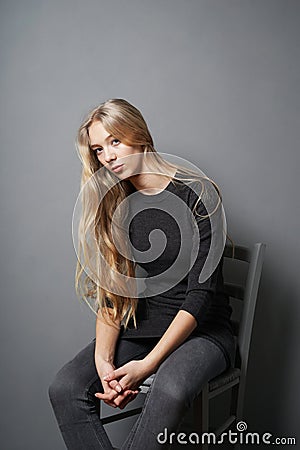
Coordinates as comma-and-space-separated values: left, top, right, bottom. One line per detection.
223, 243, 266, 374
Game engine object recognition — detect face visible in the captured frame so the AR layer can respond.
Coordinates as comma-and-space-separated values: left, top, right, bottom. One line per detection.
88, 121, 144, 179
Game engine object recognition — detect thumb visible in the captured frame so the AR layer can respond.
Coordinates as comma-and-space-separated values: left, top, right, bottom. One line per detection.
103, 367, 123, 381
108, 379, 123, 393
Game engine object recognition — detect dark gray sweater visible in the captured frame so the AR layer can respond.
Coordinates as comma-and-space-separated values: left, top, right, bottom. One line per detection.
118, 173, 236, 370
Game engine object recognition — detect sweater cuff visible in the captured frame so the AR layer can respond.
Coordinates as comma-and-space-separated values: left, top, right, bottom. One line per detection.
178, 290, 212, 326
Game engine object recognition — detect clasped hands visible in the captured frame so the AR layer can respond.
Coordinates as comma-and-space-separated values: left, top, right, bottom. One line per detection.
95, 359, 152, 410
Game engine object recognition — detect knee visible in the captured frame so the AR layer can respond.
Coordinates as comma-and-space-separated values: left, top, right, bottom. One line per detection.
48, 364, 79, 407
150, 374, 190, 409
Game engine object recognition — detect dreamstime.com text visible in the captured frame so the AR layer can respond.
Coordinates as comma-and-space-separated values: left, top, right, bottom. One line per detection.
157, 421, 296, 446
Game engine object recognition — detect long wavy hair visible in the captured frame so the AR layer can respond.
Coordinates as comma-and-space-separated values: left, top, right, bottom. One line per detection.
74, 98, 234, 329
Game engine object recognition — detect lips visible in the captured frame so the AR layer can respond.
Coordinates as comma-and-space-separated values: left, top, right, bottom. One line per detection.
111, 164, 124, 170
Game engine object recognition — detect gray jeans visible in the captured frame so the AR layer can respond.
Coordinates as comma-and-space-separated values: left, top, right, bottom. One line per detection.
48, 335, 229, 449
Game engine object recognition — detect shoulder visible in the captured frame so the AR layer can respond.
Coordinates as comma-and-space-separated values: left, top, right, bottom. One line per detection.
171, 175, 217, 207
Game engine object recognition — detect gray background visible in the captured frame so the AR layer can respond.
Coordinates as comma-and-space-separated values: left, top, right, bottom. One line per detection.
1, 0, 299, 448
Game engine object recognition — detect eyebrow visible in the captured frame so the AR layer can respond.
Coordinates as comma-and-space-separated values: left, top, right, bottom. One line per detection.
90, 134, 113, 149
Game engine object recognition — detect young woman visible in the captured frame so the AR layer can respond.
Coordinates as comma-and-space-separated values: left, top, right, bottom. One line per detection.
48, 98, 236, 449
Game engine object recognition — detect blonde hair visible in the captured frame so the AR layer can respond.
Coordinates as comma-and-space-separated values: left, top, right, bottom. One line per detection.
74, 98, 234, 329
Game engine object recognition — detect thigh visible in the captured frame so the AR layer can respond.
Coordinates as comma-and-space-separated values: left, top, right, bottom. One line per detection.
150, 336, 227, 405
114, 337, 160, 368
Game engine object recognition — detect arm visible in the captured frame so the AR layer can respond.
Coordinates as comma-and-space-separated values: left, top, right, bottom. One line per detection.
143, 309, 197, 371
94, 309, 139, 408
101, 310, 197, 390
177, 184, 224, 326
94, 308, 121, 370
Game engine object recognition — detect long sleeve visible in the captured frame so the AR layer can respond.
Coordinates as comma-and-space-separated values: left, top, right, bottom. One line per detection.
178, 182, 225, 327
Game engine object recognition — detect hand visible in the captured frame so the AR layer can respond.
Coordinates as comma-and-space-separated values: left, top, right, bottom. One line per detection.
101, 387, 140, 410
95, 359, 139, 409
98, 359, 153, 393
96, 379, 140, 409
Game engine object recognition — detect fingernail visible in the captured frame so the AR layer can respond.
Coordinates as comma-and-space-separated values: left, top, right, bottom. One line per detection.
116, 386, 122, 393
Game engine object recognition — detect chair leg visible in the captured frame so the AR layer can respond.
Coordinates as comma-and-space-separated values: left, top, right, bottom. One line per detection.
230, 383, 241, 450
236, 380, 246, 423
230, 382, 239, 418
193, 383, 209, 449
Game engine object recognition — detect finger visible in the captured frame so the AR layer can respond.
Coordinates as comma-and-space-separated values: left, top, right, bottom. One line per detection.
113, 389, 138, 407
118, 392, 139, 410
103, 367, 124, 382
113, 390, 132, 407
104, 400, 117, 408
108, 379, 123, 393
119, 394, 133, 410
95, 391, 118, 401
115, 389, 138, 406
115, 391, 134, 409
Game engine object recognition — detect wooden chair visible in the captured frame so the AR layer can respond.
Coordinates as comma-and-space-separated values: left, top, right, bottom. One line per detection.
101, 242, 266, 449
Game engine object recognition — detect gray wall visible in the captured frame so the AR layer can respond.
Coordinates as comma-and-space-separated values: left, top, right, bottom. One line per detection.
1, 0, 299, 448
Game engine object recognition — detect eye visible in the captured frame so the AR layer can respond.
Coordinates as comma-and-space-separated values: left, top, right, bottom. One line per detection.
92, 138, 120, 155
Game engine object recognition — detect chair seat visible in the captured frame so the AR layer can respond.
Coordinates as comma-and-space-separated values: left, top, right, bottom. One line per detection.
142, 373, 156, 386
141, 367, 241, 393
208, 367, 240, 392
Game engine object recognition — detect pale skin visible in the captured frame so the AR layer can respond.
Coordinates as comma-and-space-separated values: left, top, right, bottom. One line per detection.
88, 120, 177, 194
89, 120, 198, 408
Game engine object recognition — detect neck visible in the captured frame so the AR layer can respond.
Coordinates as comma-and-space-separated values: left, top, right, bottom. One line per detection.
129, 168, 177, 195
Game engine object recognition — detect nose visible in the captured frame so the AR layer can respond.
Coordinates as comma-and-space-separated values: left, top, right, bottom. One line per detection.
103, 147, 117, 163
